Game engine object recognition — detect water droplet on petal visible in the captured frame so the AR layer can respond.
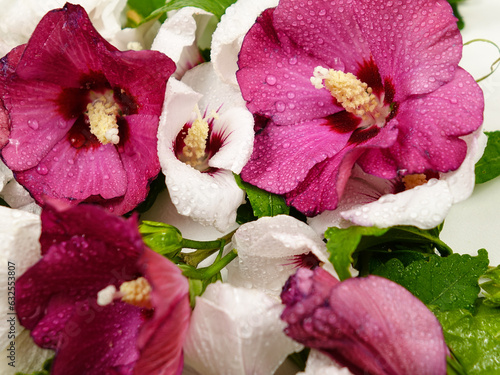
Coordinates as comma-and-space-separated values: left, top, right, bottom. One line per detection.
28, 119, 39, 130
266, 75, 277, 86
275, 101, 286, 112
36, 164, 49, 175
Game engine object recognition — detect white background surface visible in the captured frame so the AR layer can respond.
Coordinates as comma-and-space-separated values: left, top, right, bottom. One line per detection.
440, 0, 500, 266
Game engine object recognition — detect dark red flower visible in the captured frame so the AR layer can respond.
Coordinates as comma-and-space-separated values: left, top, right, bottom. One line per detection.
15, 202, 190, 375
0, 3, 175, 214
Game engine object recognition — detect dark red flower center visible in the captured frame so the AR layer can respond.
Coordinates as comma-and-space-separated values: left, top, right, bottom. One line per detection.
56, 71, 138, 150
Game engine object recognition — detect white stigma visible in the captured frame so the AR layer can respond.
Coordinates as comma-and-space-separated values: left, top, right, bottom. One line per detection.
86, 96, 120, 145
97, 285, 118, 306
96, 277, 152, 309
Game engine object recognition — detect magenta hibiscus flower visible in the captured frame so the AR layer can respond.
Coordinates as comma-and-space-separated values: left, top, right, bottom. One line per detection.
281, 267, 448, 374
0, 4, 175, 214
15, 202, 190, 375
237, 0, 484, 216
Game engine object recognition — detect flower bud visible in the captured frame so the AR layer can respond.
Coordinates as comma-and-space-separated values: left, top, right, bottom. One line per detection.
139, 220, 183, 255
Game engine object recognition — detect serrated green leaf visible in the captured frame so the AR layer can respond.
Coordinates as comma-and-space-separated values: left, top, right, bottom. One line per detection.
234, 174, 290, 218
475, 131, 500, 184
435, 299, 500, 374
145, 0, 237, 22
325, 226, 389, 281
372, 249, 489, 311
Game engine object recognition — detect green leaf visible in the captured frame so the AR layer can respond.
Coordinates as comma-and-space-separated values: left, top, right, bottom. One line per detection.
475, 131, 500, 184
325, 226, 389, 281
325, 224, 452, 281
435, 299, 500, 374
372, 249, 489, 311
145, 0, 237, 22
234, 174, 290, 218
480, 265, 500, 307
357, 225, 452, 256
446, 0, 466, 29
126, 0, 167, 26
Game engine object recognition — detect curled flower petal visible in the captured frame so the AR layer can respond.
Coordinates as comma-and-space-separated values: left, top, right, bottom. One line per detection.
211, 0, 279, 86
184, 282, 302, 375
151, 7, 213, 78
228, 215, 335, 297
281, 268, 448, 375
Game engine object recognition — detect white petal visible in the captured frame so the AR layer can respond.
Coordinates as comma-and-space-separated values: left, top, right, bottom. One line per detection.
297, 350, 353, 375
340, 179, 453, 229
141, 190, 237, 241
309, 132, 486, 234
228, 215, 334, 297
0, 329, 53, 375
164, 162, 244, 231
1, 179, 40, 214
0, 161, 13, 191
151, 7, 213, 77
0, 0, 126, 56
184, 282, 302, 375
441, 130, 487, 203
181, 62, 247, 110
211, 0, 279, 86
0, 207, 45, 371
158, 73, 250, 231
208, 107, 254, 173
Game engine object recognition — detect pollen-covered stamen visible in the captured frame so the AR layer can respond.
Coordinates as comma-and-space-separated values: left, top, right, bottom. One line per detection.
311, 66, 384, 123
96, 276, 153, 309
402, 174, 428, 190
179, 105, 219, 170
86, 95, 120, 145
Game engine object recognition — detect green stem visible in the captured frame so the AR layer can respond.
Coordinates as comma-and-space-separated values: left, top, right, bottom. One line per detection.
181, 230, 236, 250
181, 249, 238, 280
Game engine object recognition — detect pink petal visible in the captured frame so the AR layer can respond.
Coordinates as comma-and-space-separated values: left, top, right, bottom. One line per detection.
14, 139, 128, 203
353, 0, 462, 100
50, 301, 142, 375
110, 114, 161, 214
236, 8, 343, 126
135, 248, 190, 375
241, 118, 355, 195
359, 68, 484, 176
1, 79, 72, 171
273, 0, 372, 73
14, 4, 113, 86
281, 269, 448, 375
99, 49, 176, 116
